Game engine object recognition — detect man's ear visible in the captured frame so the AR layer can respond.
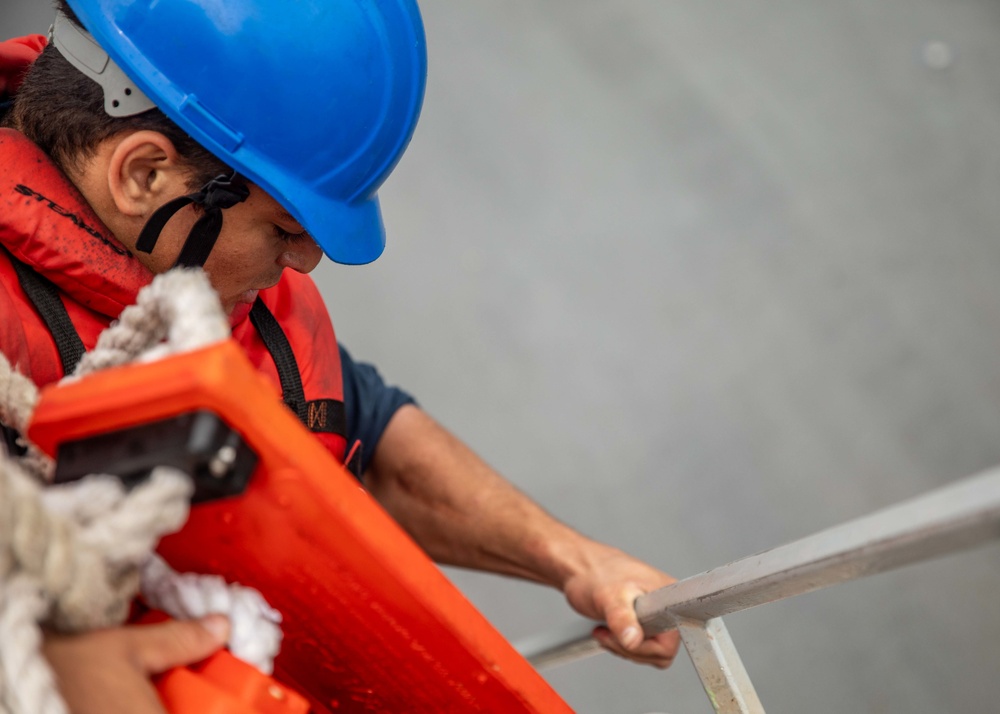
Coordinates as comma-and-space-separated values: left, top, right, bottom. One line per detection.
106, 130, 189, 218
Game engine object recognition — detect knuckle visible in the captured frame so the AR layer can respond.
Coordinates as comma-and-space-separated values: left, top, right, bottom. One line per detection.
605, 607, 637, 625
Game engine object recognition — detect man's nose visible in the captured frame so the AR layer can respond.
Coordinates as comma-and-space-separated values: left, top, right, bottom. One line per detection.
278, 236, 324, 274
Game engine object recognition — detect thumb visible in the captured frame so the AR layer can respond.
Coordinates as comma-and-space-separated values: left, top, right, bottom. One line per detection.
130, 615, 230, 674
603, 586, 645, 651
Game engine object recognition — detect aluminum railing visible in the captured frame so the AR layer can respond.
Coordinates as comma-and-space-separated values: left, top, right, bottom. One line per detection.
516, 466, 1000, 713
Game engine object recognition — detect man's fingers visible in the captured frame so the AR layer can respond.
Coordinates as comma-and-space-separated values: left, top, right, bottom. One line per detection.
130, 615, 230, 674
594, 627, 680, 669
631, 632, 679, 662
602, 586, 645, 650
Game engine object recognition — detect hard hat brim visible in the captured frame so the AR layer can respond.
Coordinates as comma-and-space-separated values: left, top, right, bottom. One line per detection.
286, 190, 386, 266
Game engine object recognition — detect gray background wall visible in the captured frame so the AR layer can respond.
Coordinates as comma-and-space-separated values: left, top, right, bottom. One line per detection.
5, 1, 1000, 712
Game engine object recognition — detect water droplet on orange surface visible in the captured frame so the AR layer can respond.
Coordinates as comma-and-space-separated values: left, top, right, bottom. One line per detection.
267, 685, 285, 700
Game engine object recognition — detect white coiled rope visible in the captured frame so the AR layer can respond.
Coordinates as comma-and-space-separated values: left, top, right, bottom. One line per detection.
0, 268, 282, 714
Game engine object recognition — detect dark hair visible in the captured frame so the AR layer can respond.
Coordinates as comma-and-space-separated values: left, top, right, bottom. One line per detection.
6, 0, 228, 187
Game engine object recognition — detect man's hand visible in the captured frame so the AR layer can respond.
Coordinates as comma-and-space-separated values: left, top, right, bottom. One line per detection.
43, 615, 230, 714
561, 546, 681, 669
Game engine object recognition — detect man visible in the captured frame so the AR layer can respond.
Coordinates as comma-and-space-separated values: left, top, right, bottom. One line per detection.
0, 1, 679, 710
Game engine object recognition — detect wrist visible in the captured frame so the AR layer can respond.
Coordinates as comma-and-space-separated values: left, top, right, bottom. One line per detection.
536, 525, 619, 591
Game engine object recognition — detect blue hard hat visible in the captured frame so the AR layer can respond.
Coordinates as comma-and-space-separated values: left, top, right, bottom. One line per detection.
64, 0, 427, 265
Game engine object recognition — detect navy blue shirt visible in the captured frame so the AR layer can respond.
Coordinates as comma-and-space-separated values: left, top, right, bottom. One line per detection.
339, 344, 415, 474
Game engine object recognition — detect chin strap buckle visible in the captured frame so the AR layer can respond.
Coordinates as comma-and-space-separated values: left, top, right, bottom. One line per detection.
135, 172, 250, 268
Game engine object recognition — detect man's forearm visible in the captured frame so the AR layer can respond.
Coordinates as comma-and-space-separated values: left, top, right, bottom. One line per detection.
365, 404, 605, 587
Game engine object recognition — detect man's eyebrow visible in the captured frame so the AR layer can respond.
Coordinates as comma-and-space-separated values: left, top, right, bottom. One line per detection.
277, 209, 312, 233
276, 209, 316, 240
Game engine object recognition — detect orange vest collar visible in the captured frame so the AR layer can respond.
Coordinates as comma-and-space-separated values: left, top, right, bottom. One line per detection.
0, 128, 152, 319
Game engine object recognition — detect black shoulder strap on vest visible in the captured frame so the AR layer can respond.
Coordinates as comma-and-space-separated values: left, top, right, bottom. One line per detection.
6, 249, 86, 376
247, 299, 348, 440
248, 298, 309, 422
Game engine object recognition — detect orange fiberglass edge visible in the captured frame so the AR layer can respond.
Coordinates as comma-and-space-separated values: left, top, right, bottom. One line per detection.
28, 340, 574, 714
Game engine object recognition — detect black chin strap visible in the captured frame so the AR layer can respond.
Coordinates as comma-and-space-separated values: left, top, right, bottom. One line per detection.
135, 172, 250, 268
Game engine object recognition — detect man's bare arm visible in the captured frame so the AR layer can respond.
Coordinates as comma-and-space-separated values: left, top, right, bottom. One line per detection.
365, 405, 679, 668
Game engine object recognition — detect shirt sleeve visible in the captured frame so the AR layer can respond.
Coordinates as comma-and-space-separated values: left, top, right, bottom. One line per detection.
339, 343, 417, 474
